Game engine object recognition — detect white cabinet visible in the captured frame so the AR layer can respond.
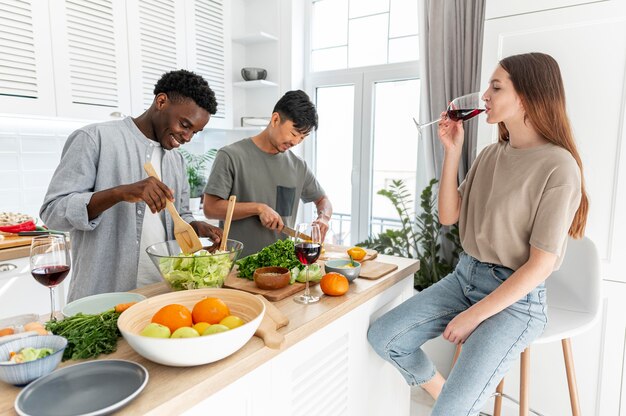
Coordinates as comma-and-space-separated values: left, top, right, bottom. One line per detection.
0, 0, 229, 124
125, 0, 187, 114
48, 0, 132, 119
0, 0, 56, 116
183, 276, 415, 416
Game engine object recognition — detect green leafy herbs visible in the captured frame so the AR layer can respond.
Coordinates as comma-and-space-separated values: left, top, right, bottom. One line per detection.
45, 310, 122, 361
236, 239, 303, 279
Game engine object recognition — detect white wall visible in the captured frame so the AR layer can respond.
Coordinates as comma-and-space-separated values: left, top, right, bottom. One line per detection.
479, 0, 626, 414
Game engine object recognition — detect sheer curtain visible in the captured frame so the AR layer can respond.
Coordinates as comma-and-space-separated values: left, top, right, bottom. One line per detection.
416, 0, 486, 191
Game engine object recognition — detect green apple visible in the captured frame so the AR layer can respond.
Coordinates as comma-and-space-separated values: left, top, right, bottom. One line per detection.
202, 324, 229, 336
219, 315, 245, 329
171, 327, 200, 338
140, 323, 171, 338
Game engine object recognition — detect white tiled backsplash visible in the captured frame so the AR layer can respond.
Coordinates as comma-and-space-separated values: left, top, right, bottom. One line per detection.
0, 115, 252, 222
0, 116, 86, 221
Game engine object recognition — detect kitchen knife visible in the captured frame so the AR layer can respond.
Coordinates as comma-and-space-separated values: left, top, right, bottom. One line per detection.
17, 230, 66, 236
281, 226, 312, 241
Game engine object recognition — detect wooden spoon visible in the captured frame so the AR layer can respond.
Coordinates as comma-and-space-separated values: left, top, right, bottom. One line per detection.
143, 162, 202, 254
220, 195, 236, 251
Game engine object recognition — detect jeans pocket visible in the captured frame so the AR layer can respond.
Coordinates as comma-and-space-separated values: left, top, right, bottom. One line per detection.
528, 288, 547, 305
489, 266, 513, 284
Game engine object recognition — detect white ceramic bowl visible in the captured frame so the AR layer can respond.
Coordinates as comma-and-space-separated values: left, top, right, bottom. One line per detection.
62, 292, 147, 317
117, 289, 265, 367
0, 335, 67, 386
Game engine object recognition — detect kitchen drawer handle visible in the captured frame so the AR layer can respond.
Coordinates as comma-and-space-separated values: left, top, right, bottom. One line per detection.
0, 263, 18, 272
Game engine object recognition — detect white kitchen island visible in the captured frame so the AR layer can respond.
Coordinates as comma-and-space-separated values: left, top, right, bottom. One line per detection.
0, 255, 419, 416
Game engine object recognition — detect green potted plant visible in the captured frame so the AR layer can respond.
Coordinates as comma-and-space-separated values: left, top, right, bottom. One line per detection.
178, 148, 217, 212
358, 178, 462, 291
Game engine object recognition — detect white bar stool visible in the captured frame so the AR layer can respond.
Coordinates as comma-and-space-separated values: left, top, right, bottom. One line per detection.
454, 237, 601, 416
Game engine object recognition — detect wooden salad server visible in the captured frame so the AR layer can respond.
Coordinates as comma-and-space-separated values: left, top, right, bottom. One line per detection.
143, 162, 203, 254
219, 195, 236, 251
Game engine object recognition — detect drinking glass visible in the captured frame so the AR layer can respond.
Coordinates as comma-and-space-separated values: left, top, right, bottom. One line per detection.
413, 92, 485, 134
30, 234, 71, 321
292, 223, 322, 305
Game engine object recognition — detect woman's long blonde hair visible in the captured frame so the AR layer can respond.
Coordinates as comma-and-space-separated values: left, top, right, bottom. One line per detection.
498, 52, 588, 238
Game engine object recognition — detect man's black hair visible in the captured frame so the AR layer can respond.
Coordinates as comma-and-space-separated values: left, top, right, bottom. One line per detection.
273, 90, 318, 134
154, 69, 217, 115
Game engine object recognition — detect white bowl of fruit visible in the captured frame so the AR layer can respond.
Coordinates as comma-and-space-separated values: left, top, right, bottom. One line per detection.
117, 288, 264, 367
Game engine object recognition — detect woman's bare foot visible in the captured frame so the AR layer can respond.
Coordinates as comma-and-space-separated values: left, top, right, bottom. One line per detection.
420, 371, 446, 400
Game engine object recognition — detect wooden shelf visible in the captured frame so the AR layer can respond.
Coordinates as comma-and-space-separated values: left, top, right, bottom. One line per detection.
232, 80, 278, 88
232, 31, 278, 45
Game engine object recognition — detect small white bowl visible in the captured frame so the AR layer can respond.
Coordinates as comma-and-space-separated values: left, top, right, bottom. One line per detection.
0, 335, 67, 386
62, 292, 147, 317
117, 288, 264, 367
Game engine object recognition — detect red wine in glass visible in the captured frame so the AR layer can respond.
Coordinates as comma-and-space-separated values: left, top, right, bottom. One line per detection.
30, 234, 71, 321
413, 92, 484, 133
447, 108, 485, 122
295, 242, 322, 265
31, 265, 70, 287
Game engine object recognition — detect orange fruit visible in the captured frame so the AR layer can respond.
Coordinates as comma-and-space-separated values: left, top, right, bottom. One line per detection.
151, 304, 193, 333
347, 246, 367, 261
192, 297, 230, 324
320, 272, 349, 296
0, 327, 15, 337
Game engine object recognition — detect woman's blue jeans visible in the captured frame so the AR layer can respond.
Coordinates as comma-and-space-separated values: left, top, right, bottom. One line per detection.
367, 252, 547, 416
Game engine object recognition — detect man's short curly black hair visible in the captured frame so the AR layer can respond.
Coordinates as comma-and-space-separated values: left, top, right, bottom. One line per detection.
273, 90, 318, 134
154, 69, 217, 115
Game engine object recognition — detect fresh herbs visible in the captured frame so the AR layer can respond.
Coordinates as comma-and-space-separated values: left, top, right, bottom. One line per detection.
236, 239, 303, 279
45, 309, 122, 361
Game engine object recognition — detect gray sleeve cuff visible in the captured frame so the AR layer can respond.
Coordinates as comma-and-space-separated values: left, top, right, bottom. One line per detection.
66, 192, 101, 230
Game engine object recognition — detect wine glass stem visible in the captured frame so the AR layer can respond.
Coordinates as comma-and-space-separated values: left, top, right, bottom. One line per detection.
49, 286, 56, 322
417, 117, 442, 129
303, 265, 310, 297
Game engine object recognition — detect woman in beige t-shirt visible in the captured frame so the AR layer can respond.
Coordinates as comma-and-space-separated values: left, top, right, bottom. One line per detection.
368, 53, 588, 415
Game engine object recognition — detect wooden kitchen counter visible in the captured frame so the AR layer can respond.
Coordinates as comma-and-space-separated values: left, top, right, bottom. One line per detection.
0, 255, 419, 415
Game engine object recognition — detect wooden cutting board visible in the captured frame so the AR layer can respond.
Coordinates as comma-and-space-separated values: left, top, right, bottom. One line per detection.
358, 261, 398, 280
253, 294, 289, 349
0, 235, 32, 250
224, 273, 319, 302
319, 244, 378, 262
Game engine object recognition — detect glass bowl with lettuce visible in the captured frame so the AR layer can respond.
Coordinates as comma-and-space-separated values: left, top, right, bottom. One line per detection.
146, 238, 243, 291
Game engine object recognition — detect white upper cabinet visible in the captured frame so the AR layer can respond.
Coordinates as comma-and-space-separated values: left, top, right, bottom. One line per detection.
0, 0, 229, 124
49, 0, 131, 119
185, 0, 229, 127
0, 0, 55, 116
125, 0, 187, 114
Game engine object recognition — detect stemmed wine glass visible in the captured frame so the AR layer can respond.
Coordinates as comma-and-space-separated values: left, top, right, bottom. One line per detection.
413, 92, 485, 134
292, 223, 322, 305
30, 234, 71, 321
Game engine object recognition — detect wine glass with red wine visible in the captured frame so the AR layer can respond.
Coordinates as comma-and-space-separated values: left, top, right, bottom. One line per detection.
30, 234, 71, 321
292, 223, 322, 305
413, 92, 485, 134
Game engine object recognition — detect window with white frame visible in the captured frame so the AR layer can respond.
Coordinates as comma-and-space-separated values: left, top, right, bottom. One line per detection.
311, 0, 419, 72
306, 0, 420, 246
